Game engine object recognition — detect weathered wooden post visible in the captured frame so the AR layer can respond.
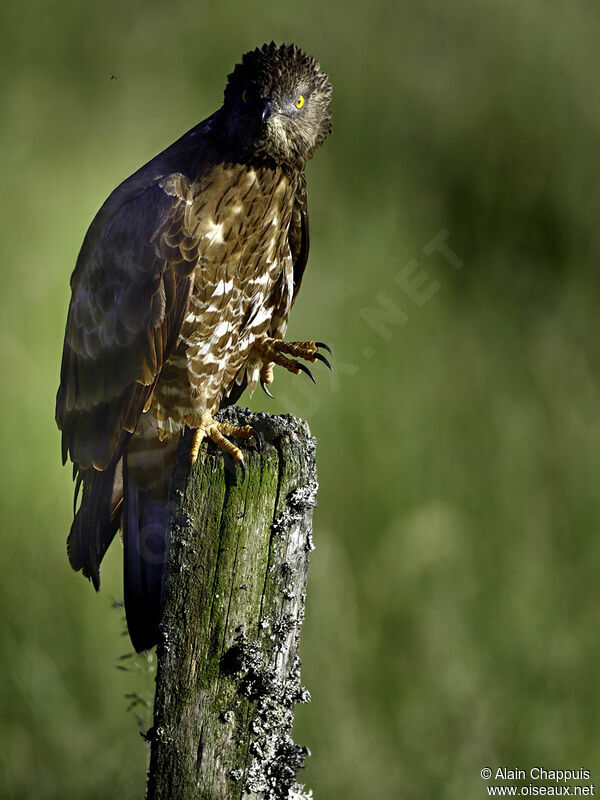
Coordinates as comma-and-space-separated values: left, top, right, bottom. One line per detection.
146, 407, 317, 800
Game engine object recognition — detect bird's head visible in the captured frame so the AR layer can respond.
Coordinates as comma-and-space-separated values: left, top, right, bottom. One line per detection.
222, 42, 332, 169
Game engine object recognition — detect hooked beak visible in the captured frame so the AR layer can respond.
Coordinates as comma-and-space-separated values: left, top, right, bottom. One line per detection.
260, 99, 275, 124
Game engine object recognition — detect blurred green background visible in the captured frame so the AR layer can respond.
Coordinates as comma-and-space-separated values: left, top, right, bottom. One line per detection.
2, 1, 600, 798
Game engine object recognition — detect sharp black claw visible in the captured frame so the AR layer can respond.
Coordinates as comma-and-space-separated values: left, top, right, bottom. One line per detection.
238, 457, 247, 484
313, 352, 333, 371
297, 362, 316, 384
260, 379, 275, 399
250, 426, 263, 453
315, 341, 333, 355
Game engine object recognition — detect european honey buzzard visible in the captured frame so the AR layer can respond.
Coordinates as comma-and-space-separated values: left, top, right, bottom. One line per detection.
56, 43, 332, 651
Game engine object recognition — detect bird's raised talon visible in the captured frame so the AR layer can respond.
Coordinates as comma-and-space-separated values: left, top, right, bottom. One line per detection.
254, 337, 333, 383
296, 362, 316, 384
313, 351, 333, 371
260, 379, 275, 399
315, 341, 333, 355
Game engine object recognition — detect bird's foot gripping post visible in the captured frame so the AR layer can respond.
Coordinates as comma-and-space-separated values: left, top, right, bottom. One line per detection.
146, 407, 318, 800
189, 412, 262, 466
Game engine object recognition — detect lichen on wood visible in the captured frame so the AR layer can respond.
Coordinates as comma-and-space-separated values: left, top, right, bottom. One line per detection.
146, 407, 317, 800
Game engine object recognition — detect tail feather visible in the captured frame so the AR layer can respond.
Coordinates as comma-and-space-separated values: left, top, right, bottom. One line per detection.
123, 453, 171, 652
67, 428, 175, 651
67, 458, 122, 590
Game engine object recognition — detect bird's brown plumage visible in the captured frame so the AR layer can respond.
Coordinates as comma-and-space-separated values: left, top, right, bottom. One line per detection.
56, 42, 332, 649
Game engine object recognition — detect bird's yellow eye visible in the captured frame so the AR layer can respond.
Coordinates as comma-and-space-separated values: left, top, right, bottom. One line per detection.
295, 94, 305, 109
241, 89, 248, 103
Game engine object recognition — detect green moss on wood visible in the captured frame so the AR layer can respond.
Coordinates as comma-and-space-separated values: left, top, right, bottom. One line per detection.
146, 409, 317, 800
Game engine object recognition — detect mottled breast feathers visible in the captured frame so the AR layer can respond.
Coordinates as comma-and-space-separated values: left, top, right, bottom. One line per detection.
56, 124, 309, 473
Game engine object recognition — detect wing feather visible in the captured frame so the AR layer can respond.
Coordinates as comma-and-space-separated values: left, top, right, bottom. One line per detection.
56, 171, 200, 471
288, 175, 310, 306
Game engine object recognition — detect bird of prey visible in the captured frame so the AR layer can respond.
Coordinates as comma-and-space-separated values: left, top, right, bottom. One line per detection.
56, 43, 333, 652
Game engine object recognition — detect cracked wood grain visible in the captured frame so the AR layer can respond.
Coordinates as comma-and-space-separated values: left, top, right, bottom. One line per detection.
146, 407, 317, 800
